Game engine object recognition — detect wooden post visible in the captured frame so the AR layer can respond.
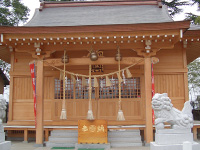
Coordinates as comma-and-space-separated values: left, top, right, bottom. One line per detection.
193, 127, 197, 140
45, 129, 49, 142
35, 60, 44, 146
144, 57, 153, 144
24, 128, 28, 143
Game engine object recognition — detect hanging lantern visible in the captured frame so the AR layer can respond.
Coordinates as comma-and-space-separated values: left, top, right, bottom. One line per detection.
61, 54, 69, 63
90, 50, 98, 61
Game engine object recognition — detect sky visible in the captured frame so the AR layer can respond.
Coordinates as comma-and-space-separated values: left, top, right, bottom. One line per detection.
21, 0, 200, 24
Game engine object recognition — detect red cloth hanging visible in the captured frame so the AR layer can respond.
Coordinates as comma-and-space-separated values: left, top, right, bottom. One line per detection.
30, 63, 37, 127
151, 62, 155, 124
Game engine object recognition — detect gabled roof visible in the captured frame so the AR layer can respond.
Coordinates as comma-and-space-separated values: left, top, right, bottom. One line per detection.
25, 0, 173, 27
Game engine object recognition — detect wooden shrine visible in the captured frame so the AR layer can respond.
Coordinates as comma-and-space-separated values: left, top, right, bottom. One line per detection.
0, 0, 200, 146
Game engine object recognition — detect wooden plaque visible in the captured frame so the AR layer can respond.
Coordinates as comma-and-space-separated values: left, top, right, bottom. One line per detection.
78, 120, 108, 144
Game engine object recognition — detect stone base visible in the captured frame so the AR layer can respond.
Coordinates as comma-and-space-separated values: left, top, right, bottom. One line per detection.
155, 129, 193, 145
0, 141, 11, 150
75, 143, 111, 150
0, 132, 5, 143
150, 142, 200, 150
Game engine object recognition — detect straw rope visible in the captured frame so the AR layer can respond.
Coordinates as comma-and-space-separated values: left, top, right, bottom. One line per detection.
60, 50, 67, 119
89, 64, 92, 110
63, 50, 66, 110
42, 58, 144, 78
118, 49, 122, 111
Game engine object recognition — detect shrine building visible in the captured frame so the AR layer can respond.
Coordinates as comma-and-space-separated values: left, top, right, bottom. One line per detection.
0, 0, 200, 147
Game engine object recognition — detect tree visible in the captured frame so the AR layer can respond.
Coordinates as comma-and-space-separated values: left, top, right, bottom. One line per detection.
0, 59, 10, 79
162, 0, 189, 16
187, 58, 200, 100
0, 0, 30, 26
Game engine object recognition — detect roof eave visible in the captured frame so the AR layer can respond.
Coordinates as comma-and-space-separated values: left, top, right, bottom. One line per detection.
0, 21, 191, 34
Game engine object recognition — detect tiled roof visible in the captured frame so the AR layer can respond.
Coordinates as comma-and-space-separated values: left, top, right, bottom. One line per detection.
25, 1, 173, 27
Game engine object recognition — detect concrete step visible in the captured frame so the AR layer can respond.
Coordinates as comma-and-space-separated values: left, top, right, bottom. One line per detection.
46, 141, 75, 148
49, 137, 77, 142
51, 132, 78, 137
47, 129, 142, 148
111, 142, 143, 147
51, 130, 78, 133
108, 137, 141, 143
50, 130, 78, 137
108, 131, 140, 137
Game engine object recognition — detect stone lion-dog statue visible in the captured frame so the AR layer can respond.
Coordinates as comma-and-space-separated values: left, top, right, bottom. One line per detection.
152, 93, 193, 129
0, 95, 7, 124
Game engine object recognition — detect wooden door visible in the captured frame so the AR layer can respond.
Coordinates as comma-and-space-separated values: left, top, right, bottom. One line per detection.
52, 76, 144, 124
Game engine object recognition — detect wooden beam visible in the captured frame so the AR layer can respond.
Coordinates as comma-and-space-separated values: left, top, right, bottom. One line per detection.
35, 60, 44, 146
144, 57, 153, 143
43, 57, 148, 67
14, 40, 177, 52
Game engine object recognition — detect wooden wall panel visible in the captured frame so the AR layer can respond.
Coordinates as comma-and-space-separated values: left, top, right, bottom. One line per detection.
44, 77, 54, 99
98, 100, 117, 120
155, 43, 184, 69
121, 100, 142, 119
44, 100, 52, 120
13, 103, 34, 120
154, 74, 184, 97
14, 52, 33, 72
13, 77, 33, 100
154, 74, 185, 110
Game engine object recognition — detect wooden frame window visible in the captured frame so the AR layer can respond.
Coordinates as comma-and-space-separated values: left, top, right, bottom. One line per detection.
54, 78, 74, 99
75, 79, 95, 99
99, 77, 141, 99
54, 78, 95, 99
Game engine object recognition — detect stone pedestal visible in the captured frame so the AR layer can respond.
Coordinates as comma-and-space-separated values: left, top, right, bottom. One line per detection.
150, 129, 200, 150
0, 123, 11, 150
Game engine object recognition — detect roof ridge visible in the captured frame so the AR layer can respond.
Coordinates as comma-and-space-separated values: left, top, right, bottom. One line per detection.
39, 0, 161, 11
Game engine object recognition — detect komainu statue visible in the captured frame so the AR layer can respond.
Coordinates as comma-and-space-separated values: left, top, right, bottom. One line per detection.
0, 95, 6, 124
152, 93, 193, 129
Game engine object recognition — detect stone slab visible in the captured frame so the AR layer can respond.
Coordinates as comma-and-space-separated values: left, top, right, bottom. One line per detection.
34, 144, 44, 147
155, 132, 193, 145
0, 141, 11, 150
150, 142, 200, 150
156, 129, 191, 134
0, 132, 5, 143
75, 143, 111, 150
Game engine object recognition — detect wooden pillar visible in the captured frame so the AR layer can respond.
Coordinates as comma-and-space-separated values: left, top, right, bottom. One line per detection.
144, 57, 153, 143
36, 60, 44, 146
8, 52, 15, 121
